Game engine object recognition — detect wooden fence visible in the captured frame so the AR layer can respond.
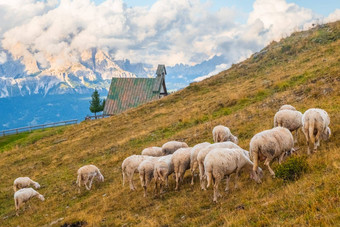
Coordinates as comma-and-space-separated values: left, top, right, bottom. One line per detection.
84, 114, 113, 120
0, 119, 78, 137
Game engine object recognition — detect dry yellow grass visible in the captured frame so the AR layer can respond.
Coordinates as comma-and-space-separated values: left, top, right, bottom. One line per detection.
0, 21, 339, 226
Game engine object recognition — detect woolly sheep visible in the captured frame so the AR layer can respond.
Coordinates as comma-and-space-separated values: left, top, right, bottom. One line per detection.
14, 188, 45, 216
274, 109, 303, 142
122, 155, 153, 190
153, 155, 174, 195
279, 104, 296, 111
204, 148, 263, 202
76, 165, 104, 191
161, 141, 189, 155
172, 147, 192, 190
13, 177, 40, 192
141, 147, 163, 157
302, 108, 331, 155
197, 142, 248, 190
212, 125, 238, 144
190, 142, 211, 185
250, 127, 295, 179
138, 157, 161, 197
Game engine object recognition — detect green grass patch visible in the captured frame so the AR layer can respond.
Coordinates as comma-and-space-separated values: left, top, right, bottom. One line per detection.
275, 156, 309, 181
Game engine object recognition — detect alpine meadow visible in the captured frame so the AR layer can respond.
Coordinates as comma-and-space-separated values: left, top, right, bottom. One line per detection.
0, 21, 339, 226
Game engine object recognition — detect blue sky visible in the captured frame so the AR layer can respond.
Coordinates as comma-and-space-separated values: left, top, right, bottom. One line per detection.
94, 0, 339, 16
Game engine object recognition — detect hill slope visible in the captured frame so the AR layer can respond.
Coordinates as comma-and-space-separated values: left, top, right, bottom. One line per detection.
0, 21, 339, 226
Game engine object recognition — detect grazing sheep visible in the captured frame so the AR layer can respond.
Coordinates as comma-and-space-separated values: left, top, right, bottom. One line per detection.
13, 177, 40, 192
161, 141, 189, 155
204, 148, 263, 202
122, 155, 153, 191
76, 165, 104, 191
212, 125, 238, 144
190, 142, 211, 185
172, 147, 192, 190
153, 155, 174, 195
14, 188, 45, 216
279, 104, 296, 111
274, 109, 303, 142
141, 147, 163, 157
197, 142, 248, 190
138, 157, 161, 197
250, 127, 295, 179
302, 108, 331, 155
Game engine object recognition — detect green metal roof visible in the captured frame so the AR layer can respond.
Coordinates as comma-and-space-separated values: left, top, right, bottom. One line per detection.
103, 76, 165, 115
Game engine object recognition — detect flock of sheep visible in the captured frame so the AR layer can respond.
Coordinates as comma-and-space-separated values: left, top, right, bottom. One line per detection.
12, 105, 331, 214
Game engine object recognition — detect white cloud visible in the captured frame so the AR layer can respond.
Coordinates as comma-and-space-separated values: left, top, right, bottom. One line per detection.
0, 51, 7, 64
0, 0, 337, 76
325, 9, 340, 23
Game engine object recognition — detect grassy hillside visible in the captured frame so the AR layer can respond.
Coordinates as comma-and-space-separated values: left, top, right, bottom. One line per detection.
0, 21, 340, 226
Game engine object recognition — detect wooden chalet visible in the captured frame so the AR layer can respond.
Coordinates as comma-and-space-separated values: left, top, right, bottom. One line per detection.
103, 64, 168, 115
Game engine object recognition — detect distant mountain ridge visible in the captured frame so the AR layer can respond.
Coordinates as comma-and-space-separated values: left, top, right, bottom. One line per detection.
0, 48, 226, 97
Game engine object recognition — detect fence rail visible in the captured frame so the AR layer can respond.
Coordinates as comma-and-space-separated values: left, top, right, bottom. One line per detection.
84, 114, 113, 120
0, 119, 78, 137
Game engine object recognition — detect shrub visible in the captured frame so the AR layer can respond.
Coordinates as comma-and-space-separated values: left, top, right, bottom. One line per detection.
275, 156, 309, 181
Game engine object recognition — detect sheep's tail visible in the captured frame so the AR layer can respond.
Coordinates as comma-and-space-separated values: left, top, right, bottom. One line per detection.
213, 132, 217, 143
206, 170, 213, 188
122, 169, 126, 186
13, 184, 18, 192
308, 118, 316, 145
140, 169, 146, 187
76, 174, 81, 187
14, 197, 18, 210
251, 146, 259, 173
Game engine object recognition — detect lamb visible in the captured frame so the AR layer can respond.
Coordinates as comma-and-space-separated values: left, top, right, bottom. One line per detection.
279, 104, 296, 111
197, 141, 249, 190
138, 157, 161, 197
141, 147, 163, 157
161, 141, 189, 155
212, 125, 238, 144
14, 188, 45, 216
13, 177, 40, 192
250, 127, 295, 179
204, 148, 263, 202
274, 109, 303, 142
172, 147, 192, 190
122, 155, 153, 190
302, 108, 331, 155
153, 155, 174, 195
76, 165, 104, 191
190, 142, 211, 185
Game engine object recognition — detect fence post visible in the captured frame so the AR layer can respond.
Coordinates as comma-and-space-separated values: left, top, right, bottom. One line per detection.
16, 129, 18, 134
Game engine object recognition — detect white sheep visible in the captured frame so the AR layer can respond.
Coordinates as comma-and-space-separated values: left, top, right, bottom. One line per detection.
141, 147, 163, 157
190, 142, 211, 185
302, 108, 331, 155
14, 188, 45, 216
76, 165, 104, 191
212, 125, 238, 144
13, 177, 40, 192
161, 141, 189, 155
274, 109, 303, 142
153, 155, 174, 194
122, 155, 153, 190
204, 148, 263, 202
279, 104, 296, 111
138, 157, 161, 197
197, 142, 248, 190
171, 147, 192, 190
250, 127, 295, 179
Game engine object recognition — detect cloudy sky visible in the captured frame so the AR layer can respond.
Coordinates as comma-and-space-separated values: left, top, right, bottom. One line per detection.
0, 0, 339, 78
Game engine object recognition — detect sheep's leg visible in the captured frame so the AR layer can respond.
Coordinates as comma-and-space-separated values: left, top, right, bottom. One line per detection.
199, 163, 206, 190
175, 172, 180, 191
190, 162, 197, 185
127, 172, 136, 191
83, 176, 90, 190
279, 152, 286, 164
213, 175, 222, 203
225, 176, 230, 192
314, 130, 321, 152
234, 169, 240, 190
264, 157, 275, 177
88, 176, 95, 190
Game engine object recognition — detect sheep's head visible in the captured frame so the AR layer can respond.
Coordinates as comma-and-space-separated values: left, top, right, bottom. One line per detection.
98, 174, 104, 182
38, 194, 45, 201
282, 147, 299, 161
321, 127, 331, 141
250, 167, 263, 184
34, 182, 40, 189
